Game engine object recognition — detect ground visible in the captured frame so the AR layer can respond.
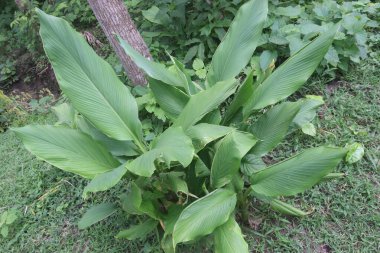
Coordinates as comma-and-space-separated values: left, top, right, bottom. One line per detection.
0, 61, 379, 252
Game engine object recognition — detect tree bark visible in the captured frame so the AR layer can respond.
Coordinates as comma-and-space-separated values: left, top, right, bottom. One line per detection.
87, 0, 151, 86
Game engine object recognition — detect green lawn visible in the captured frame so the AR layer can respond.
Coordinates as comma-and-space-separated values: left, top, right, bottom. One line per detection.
1, 62, 379, 252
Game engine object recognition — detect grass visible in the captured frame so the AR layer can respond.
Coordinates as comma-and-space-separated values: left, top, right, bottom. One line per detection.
0, 61, 379, 252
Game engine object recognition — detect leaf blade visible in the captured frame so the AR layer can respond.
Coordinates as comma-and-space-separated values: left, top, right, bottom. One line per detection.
173, 189, 237, 245
37, 10, 143, 145
207, 0, 268, 85
251, 146, 347, 196
13, 125, 119, 179
78, 203, 117, 229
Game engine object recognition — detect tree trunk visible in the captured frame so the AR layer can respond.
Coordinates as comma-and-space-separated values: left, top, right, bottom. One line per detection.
87, 0, 151, 86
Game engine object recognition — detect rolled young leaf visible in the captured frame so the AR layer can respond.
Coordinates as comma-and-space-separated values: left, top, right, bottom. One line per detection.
243, 24, 339, 116
13, 125, 119, 179
37, 10, 144, 150
173, 189, 236, 245
211, 131, 257, 188
78, 203, 117, 229
267, 199, 308, 217
207, 0, 268, 86
251, 146, 347, 196
214, 216, 249, 253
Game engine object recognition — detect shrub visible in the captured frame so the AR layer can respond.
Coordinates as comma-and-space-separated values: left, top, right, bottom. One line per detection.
14, 1, 362, 252
130, 0, 380, 74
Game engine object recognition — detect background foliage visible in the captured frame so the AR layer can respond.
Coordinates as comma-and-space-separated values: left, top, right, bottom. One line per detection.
0, 0, 379, 90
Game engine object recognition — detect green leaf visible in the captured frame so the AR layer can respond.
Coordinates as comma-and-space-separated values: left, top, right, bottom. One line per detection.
83, 164, 127, 198
0, 212, 6, 227
117, 36, 183, 87
169, 56, 200, 95
5, 209, 17, 225
207, 0, 268, 85
214, 216, 248, 253
269, 199, 307, 217
192, 58, 204, 70
163, 205, 184, 234
173, 189, 236, 245
78, 203, 117, 229
174, 78, 238, 130
186, 123, 233, 151
37, 10, 144, 147
149, 78, 189, 120
222, 70, 254, 125
345, 142, 364, 164
241, 154, 266, 176
251, 146, 347, 197
183, 45, 198, 64
52, 102, 75, 126
13, 125, 119, 179
275, 5, 302, 17
142, 6, 170, 25
1, 226, 8, 238
211, 131, 257, 188
116, 219, 158, 240
76, 116, 140, 157
243, 24, 339, 115
160, 172, 188, 195
290, 95, 324, 131
249, 102, 301, 156
301, 123, 316, 136
126, 127, 194, 177
321, 173, 345, 182
195, 157, 210, 177
120, 183, 143, 215
259, 50, 277, 71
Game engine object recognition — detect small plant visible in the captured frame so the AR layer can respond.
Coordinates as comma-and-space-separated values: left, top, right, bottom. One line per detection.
0, 90, 25, 132
0, 209, 18, 238
14, 1, 362, 252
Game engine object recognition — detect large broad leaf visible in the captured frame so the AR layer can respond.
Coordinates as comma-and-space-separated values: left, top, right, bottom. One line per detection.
117, 36, 183, 87
173, 189, 236, 245
78, 203, 117, 229
13, 125, 119, 179
149, 78, 189, 120
211, 131, 257, 188
243, 24, 339, 116
76, 116, 140, 157
222, 70, 254, 125
37, 10, 144, 149
116, 219, 158, 240
251, 146, 347, 196
186, 123, 233, 151
174, 78, 238, 130
249, 102, 301, 156
126, 127, 194, 177
214, 216, 248, 253
207, 0, 268, 85
82, 164, 127, 198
